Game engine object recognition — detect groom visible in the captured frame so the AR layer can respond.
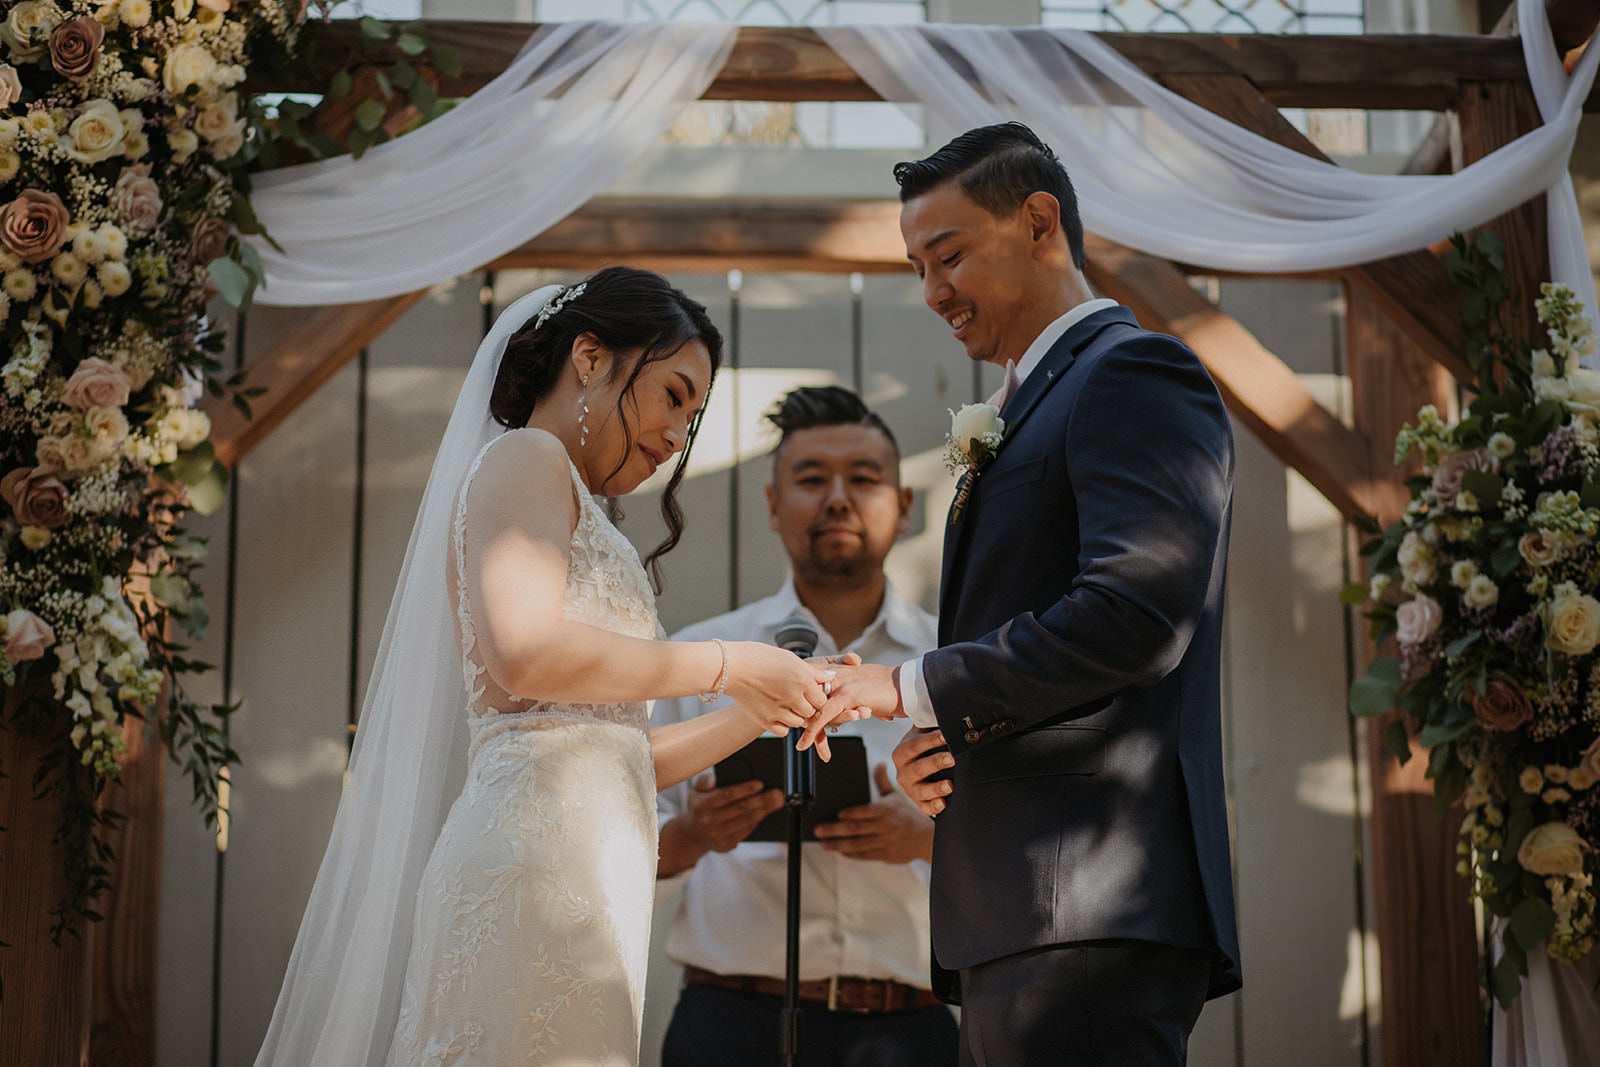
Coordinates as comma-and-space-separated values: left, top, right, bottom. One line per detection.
806, 122, 1242, 1064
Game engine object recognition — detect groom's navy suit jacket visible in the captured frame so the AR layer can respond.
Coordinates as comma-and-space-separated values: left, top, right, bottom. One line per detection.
923, 305, 1242, 1002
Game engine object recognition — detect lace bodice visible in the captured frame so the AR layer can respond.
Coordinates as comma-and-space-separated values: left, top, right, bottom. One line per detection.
451, 433, 659, 747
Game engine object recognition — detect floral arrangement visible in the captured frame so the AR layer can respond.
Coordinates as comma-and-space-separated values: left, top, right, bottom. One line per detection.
1348, 233, 1600, 1005
0, 0, 309, 939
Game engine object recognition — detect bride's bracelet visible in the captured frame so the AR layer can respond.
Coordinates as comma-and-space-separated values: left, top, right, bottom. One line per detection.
699, 638, 728, 704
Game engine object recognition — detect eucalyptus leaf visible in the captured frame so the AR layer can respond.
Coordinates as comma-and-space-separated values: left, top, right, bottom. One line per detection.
1349, 676, 1396, 719
1491, 539, 1523, 577
433, 44, 463, 78
389, 58, 416, 90
360, 16, 389, 39
349, 125, 376, 159
207, 257, 254, 311
1418, 718, 1471, 748
1459, 468, 1502, 509
169, 441, 215, 487
329, 69, 353, 98
1382, 719, 1412, 764
1491, 954, 1524, 1009
1508, 896, 1556, 952
187, 463, 229, 516
374, 70, 393, 100
1444, 630, 1482, 660
396, 31, 426, 56
408, 78, 438, 116
355, 98, 386, 132
1339, 582, 1371, 607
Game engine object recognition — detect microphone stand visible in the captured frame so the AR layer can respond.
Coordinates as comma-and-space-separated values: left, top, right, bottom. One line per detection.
773, 620, 818, 1067
782, 723, 814, 1067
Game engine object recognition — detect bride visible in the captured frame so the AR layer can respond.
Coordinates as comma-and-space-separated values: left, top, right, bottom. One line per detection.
256, 268, 846, 1066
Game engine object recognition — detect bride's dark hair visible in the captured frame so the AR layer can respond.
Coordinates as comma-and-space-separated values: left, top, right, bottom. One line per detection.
490, 266, 723, 592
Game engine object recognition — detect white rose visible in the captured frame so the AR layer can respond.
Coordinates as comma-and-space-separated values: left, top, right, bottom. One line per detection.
119, 0, 151, 29
85, 405, 129, 454
1545, 586, 1600, 656
2, 2, 61, 63
949, 403, 1004, 456
163, 43, 217, 98
207, 126, 243, 160
1517, 822, 1588, 878
1395, 594, 1443, 646
96, 259, 130, 296
167, 128, 199, 163
193, 94, 236, 142
1566, 368, 1600, 422
1465, 574, 1500, 610
1451, 560, 1478, 588
62, 99, 126, 164
1398, 530, 1436, 586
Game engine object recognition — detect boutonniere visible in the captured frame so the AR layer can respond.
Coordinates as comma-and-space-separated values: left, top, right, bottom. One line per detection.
944, 403, 1006, 525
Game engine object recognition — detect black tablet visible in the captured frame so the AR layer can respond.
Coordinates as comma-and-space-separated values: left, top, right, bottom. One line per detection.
713, 735, 871, 843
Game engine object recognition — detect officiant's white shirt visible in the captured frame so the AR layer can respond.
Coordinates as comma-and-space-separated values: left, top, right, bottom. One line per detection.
657, 577, 939, 986
899, 298, 1117, 728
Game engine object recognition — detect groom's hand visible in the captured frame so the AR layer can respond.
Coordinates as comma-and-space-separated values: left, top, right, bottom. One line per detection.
795, 662, 903, 753
893, 727, 955, 816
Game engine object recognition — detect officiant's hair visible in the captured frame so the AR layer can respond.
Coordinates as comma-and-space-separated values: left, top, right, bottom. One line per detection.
893, 121, 1086, 271
766, 386, 899, 466
491, 266, 724, 592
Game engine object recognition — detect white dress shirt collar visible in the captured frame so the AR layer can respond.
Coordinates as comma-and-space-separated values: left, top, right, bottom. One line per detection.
755, 573, 926, 653
1012, 297, 1119, 387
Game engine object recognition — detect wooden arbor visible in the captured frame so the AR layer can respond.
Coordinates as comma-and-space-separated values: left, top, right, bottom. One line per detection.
13, 10, 1595, 1066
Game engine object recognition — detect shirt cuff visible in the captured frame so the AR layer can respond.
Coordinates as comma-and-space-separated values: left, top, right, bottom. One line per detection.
898, 655, 939, 728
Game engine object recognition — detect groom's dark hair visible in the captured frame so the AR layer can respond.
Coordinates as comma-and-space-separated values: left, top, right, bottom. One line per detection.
893, 121, 1086, 271
766, 386, 899, 467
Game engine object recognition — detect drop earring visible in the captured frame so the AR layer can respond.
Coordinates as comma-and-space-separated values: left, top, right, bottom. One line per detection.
578, 375, 590, 448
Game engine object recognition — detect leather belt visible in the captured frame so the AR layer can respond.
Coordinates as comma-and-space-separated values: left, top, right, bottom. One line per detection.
683, 965, 941, 1014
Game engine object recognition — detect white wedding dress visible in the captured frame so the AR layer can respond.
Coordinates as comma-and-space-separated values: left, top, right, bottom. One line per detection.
387, 434, 660, 1066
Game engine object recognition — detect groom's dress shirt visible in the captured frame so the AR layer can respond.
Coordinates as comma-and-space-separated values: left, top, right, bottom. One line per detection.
898, 296, 1117, 727
656, 578, 938, 987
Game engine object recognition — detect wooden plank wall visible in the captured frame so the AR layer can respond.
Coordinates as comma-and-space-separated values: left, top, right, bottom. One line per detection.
157, 270, 1374, 1066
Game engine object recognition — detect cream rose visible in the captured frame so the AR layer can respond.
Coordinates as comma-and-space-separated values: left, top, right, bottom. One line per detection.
1, 465, 68, 528
84, 404, 128, 453
0, 187, 68, 263
1395, 594, 1443, 646
62, 99, 125, 164
193, 94, 237, 142
207, 127, 243, 161
1, 2, 61, 63
113, 164, 160, 232
163, 43, 217, 97
47, 17, 102, 81
96, 259, 129, 296
1432, 448, 1497, 510
949, 403, 1004, 457
0, 64, 20, 108
1517, 821, 1588, 878
1397, 530, 1435, 586
1519, 531, 1562, 568
61, 357, 130, 410
167, 127, 198, 163
3, 607, 54, 663
1545, 584, 1600, 656
1565, 368, 1600, 422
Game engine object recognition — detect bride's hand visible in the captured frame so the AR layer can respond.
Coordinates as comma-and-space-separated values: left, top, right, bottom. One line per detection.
721, 641, 831, 737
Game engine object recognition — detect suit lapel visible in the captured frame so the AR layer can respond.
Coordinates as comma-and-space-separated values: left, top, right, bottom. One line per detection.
937, 306, 1137, 631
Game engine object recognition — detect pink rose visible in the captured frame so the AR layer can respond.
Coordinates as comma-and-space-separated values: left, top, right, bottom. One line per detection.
1432, 448, 1497, 510
3, 608, 54, 664
61, 358, 131, 410
1395, 594, 1443, 646
0, 188, 69, 264
190, 216, 229, 268
1580, 737, 1600, 783
0, 64, 20, 108
1470, 672, 1534, 733
48, 17, 102, 81
113, 165, 162, 233
1, 465, 69, 529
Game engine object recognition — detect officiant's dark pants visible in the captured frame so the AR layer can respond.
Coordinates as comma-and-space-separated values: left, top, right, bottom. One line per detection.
957, 940, 1210, 1067
662, 985, 959, 1067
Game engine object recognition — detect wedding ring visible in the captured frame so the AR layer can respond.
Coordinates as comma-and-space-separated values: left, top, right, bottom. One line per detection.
824, 680, 833, 697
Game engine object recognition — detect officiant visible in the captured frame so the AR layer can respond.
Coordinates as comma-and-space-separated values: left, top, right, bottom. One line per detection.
654, 386, 957, 1067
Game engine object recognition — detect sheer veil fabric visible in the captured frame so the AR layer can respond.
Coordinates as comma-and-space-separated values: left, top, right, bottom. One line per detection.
254, 286, 560, 1067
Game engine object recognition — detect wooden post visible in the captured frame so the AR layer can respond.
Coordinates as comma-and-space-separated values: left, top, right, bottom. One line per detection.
87, 714, 164, 1067
0, 685, 91, 1066
1346, 286, 1483, 1067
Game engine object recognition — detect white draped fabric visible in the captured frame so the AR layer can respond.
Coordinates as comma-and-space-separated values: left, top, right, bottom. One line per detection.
248, 21, 735, 306
1492, 941, 1600, 1067
818, 0, 1600, 319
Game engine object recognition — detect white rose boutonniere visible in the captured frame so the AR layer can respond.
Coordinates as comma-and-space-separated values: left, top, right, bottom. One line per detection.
944, 402, 1006, 526
944, 402, 1005, 475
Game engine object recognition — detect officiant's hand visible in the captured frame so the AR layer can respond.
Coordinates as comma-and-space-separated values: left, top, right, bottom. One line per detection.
893, 728, 955, 817
794, 662, 903, 753
680, 775, 785, 854
813, 763, 934, 863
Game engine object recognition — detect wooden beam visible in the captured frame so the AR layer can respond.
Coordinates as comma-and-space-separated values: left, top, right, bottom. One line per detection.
257, 23, 1551, 111
1345, 286, 1483, 1067
1460, 80, 1550, 341
1083, 238, 1382, 523
1402, 0, 1599, 178
206, 291, 425, 468
1160, 72, 1475, 382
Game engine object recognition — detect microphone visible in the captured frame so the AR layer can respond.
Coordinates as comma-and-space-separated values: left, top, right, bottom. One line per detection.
773, 617, 819, 805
